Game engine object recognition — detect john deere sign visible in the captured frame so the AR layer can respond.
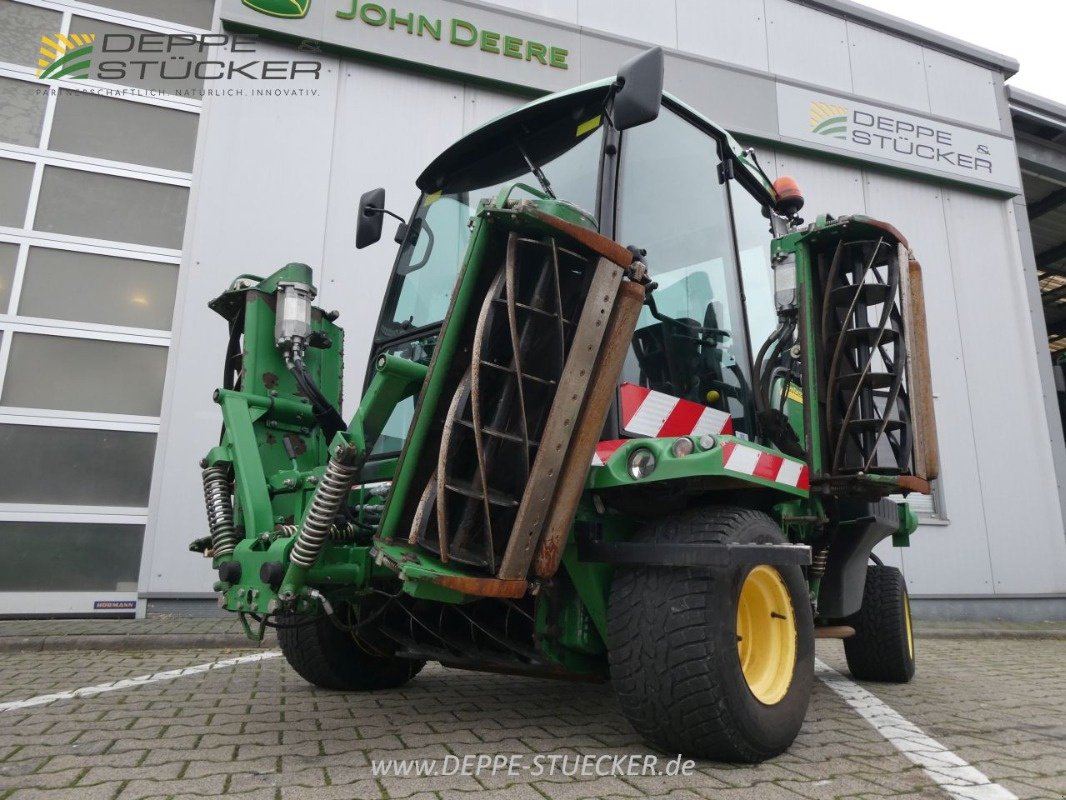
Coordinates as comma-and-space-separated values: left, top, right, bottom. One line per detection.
336, 2, 568, 68
221, 0, 577, 92
243, 0, 312, 19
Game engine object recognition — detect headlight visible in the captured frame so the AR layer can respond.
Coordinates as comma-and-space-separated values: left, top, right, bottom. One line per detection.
628, 448, 657, 480
698, 434, 718, 450
670, 437, 695, 458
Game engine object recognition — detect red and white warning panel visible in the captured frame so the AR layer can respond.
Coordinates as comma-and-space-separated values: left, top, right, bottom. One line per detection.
592, 439, 627, 467
620, 383, 733, 438
721, 441, 809, 490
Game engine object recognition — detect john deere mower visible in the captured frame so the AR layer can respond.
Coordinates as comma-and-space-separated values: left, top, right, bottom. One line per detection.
194, 48, 938, 761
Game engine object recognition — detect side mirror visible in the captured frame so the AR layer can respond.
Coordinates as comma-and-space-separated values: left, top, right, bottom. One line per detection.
356, 187, 386, 249
612, 47, 664, 131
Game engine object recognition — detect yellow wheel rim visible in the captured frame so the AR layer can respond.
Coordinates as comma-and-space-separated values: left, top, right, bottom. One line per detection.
736, 565, 797, 705
903, 591, 914, 659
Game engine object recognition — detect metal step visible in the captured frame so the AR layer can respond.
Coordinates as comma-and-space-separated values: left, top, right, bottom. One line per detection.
478, 359, 557, 387
457, 418, 540, 446
444, 480, 520, 507
828, 282, 893, 307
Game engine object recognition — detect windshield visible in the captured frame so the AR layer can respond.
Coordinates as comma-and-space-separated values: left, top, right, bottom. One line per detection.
377, 127, 603, 340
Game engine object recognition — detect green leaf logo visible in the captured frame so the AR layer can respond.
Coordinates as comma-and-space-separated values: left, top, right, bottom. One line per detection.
242, 0, 311, 18
37, 33, 95, 80
810, 101, 848, 140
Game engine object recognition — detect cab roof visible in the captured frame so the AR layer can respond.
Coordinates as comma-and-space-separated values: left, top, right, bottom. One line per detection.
416, 78, 774, 202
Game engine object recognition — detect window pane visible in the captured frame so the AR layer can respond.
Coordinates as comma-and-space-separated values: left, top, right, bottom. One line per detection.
730, 183, 777, 353
0, 0, 62, 68
2, 333, 167, 416
0, 424, 156, 505
0, 241, 17, 310
20, 247, 177, 328
617, 108, 755, 433
71, 16, 204, 96
0, 76, 46, 147
0, 521, 144, 591
80, 0, 215, 29
35, 166, 189, 249
50, 92, 199, 172
0, 157, 34, 228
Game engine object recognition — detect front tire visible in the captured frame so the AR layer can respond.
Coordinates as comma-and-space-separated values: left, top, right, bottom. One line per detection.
843, 565, 915, 683
608, 506, 814, 762
277, 603, 424, 691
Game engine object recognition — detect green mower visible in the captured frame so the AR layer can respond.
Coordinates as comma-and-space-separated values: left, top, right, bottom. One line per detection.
194, 47, 938, 761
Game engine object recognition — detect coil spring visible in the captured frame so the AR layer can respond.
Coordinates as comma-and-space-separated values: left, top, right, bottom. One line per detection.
202, 466, 239, 558
290, 446, 359, 568
274, 522, 358, 541
810, 546, 829, 579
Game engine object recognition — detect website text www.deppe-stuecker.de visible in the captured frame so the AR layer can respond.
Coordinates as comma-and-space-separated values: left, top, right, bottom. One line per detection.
371, 753, 697, 778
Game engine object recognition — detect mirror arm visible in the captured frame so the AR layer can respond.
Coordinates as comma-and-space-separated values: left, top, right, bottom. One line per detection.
364, 205, 407, 225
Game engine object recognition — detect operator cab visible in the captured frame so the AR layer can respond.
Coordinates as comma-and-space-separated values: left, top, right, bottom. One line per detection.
363, 49, 782, 455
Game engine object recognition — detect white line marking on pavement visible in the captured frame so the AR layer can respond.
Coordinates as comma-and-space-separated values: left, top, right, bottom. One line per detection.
816, 659, 1018, 800
0, 650, 282, 712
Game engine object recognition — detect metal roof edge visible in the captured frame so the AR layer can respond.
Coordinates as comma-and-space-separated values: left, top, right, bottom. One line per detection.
787, 0, 1019, 77
1009, 87, 1066, 130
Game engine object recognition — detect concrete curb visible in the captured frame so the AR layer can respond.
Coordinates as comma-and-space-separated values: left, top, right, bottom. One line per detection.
0, 634, 278, 653
915, 629, 1066, 640
1, 629, 1063, 652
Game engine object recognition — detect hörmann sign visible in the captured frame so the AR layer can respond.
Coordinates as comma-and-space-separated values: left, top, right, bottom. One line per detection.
220, 0, 579, 93
777, 84, 1020, 191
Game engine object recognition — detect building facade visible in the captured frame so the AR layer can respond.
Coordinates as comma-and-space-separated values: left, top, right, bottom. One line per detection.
1, 0, 1064, 618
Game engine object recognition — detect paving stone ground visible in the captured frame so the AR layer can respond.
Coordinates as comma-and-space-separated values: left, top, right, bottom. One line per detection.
0, 638, 1063, 800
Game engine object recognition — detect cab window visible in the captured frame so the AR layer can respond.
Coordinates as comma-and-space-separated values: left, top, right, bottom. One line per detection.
615, 107, 755, 434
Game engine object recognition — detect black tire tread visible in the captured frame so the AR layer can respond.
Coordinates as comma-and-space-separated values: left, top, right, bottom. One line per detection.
843, 565, 915, 683
277, 611, 424, 691
608, 506, 813, 762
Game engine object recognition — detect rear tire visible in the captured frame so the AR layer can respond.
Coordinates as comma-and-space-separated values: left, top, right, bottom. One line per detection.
277, 604, 424, 691
608, 506, 814, 762
843, 565, 915, 683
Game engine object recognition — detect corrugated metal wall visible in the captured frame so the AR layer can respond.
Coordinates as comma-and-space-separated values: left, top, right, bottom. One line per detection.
140, 52, 526, 594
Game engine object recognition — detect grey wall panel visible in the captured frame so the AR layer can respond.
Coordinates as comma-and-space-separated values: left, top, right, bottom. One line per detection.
577, 0, 677, 49
463, 84, 523, 132
140, 45, 341, 595
765, 0, 851, 93
861, 173, 995, 595
940, 189, 1066, 594
922, 48, 1001, 131
773, 152, 865, 218
846, 21, 929, 114
665, 52, 778, 139
576, 31, 643, 85
319, 62, 470, 413
676, 0, 769, 73
484, 0, 577, 24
